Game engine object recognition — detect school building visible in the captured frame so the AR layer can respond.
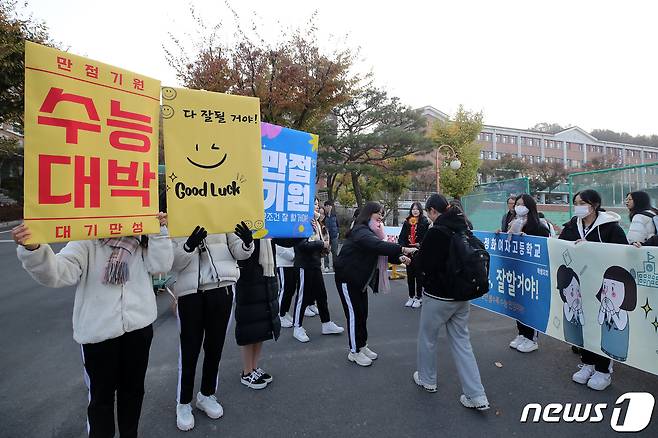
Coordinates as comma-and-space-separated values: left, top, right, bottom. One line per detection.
419, 106, 658, 169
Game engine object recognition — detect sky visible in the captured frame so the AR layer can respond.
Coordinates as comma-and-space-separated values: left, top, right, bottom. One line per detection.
20, 0, 658, 136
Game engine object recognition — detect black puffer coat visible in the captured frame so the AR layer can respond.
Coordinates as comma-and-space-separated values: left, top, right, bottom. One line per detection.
235, 239, 281, 346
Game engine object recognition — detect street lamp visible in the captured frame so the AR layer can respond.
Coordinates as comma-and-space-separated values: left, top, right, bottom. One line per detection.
435, 144, 461, 193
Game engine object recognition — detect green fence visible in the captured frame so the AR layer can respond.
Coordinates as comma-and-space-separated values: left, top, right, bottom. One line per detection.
568, 162, 658, 230
461, 177, 530, 231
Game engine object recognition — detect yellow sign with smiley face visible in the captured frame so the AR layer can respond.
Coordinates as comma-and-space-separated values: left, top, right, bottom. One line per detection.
162, 87, 264, 237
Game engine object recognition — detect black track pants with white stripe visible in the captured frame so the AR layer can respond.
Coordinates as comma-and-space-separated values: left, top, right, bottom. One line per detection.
293, 268, 330, 326
81, 324, 153, 438
177, 286, 234, 404
277, 266, 299, 316
335, 279, 369, 353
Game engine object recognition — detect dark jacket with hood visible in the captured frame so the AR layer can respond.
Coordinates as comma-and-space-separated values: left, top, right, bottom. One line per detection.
334, 223, 403, 291
559, 211, 628, 244
418, 207, 471, 301
235, 239, 281, 346
398, 215, 430, 247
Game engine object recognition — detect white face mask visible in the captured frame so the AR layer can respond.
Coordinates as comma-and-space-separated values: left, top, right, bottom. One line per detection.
574, 205, 591, 218
514, 205, 529, 217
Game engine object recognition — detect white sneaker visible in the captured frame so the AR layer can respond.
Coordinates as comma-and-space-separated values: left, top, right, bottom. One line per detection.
509, 335, 524, 349
412, 298, 422, 308
309, 305, 319, 314
413, 371, 437, 393
195, 392, 223, 419
293, 326, 310, 343
304, 307, 316, 317
280, 314, 293, 328
361, 345, 378, 360
460, 394, 490, 411
572, 364, 595, 384
347, 351, 372, 367
322, 321, 344, 335
516, 338, 538, 353
587, 371, 612, 391
176, 403, 195, 431
404, 298, 414, 307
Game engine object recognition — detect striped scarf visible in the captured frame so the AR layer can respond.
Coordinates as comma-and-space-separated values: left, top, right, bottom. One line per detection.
100, 237, 141, 285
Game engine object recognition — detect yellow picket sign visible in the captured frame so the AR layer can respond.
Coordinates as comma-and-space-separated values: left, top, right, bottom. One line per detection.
161, 87, 265, 237
23, 42, 161, 243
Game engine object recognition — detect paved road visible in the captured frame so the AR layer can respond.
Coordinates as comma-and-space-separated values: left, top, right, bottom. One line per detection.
1, 232, 657, 438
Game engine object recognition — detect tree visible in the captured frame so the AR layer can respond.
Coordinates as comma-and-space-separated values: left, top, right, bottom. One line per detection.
371, 158, 413, 226
431, 106, 483, 199
528, 162, 567, 194
479, 155, 527, 182
0, 137, 23, 201
529, 122, 568, 134
581, 156, 622, 171
318, 87, 432, 207
0, 0, 54, 126
165, 6, 359, 132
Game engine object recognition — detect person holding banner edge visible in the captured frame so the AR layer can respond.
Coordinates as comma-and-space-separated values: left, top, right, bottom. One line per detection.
507, 194, 550, 354
334, 201, 416, 366
170, 222, 255, 431
12, 214, 173, 438
559, 189, 628, 391
625, 191, 657, 244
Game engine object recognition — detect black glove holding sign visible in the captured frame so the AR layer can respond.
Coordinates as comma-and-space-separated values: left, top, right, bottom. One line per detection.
184, 225, 207, 253
234, 221, 254, 246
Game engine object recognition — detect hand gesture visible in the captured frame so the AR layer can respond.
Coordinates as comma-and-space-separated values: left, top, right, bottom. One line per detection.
402, 247, 418, 256
633, 241, 643, 248
234, 221, 254, 246
184, 226, 207, 253
157, 212, 168, 227
12, 223, 39, 250
399, 255, 412, 265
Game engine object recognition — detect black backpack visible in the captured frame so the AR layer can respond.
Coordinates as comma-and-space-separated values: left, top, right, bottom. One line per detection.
439, 227, 490, 300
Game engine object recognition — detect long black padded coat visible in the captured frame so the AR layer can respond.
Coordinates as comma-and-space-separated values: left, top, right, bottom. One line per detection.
235, 239, 281, 346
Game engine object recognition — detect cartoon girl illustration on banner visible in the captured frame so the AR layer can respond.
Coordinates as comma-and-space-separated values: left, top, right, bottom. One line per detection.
557, 265, 584, 347
596, 266, 637, 361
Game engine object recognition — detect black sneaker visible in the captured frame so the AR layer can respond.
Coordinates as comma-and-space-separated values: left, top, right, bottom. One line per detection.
240, 371, 267, 390
253, 368, 273, 384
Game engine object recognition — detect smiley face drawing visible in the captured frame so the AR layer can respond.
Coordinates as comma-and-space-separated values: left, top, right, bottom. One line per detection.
187, 143, 228, 169
161, 87, 177, 100
161, 105, 174, 119
254, 220, 264, 230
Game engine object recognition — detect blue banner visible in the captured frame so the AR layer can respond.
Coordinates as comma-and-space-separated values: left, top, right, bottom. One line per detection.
258, 122, 318, 239
472, 231, 552, 332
